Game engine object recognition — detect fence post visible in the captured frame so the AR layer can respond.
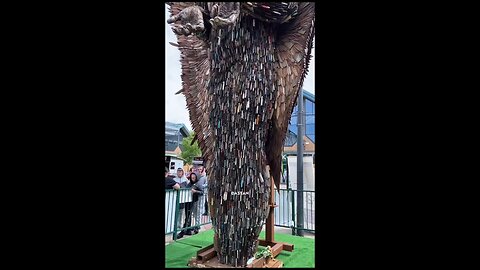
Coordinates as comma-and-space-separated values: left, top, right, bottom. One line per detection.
173, 189, 180, 240
291, 188, 296, 235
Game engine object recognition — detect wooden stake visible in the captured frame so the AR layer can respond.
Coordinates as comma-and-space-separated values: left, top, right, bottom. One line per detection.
266, 175, 276, 242
258, 175, 294, 259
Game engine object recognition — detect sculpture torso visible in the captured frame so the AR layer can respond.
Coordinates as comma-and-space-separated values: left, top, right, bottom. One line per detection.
208, 15, 276, 266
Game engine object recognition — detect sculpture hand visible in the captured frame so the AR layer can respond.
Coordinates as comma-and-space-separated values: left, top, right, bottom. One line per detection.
209, 13, 239, 28
208, 2, 240, 28
167, 5, 205, 36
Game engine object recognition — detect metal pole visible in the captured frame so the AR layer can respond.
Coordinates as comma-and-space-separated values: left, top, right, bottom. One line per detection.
286, 155, 289, 189
285, 155, 295, 235
296, 89, 304, 236
291, 189, 295, 235
173, 189, 180, 240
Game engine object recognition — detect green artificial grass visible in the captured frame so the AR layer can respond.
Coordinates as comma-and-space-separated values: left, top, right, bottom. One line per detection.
165, 229, 315, 268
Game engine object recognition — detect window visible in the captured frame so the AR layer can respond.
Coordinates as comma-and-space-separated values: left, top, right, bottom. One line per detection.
306, 124, 315, 135
284, 130, 297, 146
290, 115, 297, 125
306, 115, 315, 124
305, 100, 314, 114
288, 124, 295, 134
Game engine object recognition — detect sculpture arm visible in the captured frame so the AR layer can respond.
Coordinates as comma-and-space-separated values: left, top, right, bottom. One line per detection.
166, 3, 215, 177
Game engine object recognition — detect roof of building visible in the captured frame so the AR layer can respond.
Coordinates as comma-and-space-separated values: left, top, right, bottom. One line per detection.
165, 152, 186, 161
283, 135, 315, 154
165, 121, 191, 137
303, 89, 315, 102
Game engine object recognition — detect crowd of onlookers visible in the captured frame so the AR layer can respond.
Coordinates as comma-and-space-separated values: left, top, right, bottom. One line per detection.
165, 165, 208, 239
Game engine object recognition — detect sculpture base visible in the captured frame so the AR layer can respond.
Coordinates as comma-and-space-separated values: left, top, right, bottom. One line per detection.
188, 255, 283, 268
187, 242, 286, 268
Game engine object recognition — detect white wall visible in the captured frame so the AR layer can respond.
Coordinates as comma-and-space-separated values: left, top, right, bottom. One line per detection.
168, 158, 184, 175
287, 155, 315, 191
285, 155, 315, 230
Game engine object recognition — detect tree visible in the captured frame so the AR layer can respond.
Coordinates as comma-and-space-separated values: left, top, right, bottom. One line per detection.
180, 132, 202, 165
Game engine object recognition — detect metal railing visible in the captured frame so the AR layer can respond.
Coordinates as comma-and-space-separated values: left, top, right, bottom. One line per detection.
274, 188, 316, 233
165, 187, 315, 239
165, 188, 212, 239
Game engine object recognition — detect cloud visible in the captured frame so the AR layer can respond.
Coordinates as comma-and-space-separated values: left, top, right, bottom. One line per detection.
164, 4, 315, 131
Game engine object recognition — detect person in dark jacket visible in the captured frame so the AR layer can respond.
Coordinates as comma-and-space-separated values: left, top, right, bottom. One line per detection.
165, 167, 180, 190
198, 166, 209, 216
190, 172, 205, 234
177, 172, 201, 238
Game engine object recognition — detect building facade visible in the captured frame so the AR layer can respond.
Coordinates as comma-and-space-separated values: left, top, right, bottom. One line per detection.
165, 121, 191, 154
281, 89, 315, 186
283, 89, 315, 155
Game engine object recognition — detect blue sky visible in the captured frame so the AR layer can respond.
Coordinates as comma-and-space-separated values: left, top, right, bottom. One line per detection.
165, 4, 315, 131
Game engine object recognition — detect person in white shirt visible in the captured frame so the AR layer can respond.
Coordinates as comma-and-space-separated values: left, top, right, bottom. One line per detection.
173, 168, 188, 185
173, 168, 189, 240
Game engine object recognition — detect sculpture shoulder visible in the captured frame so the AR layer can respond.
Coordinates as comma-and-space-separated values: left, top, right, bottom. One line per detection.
240, 2, 307, 24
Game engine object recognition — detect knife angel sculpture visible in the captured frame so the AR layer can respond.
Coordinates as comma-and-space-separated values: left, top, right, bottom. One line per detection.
167, 2, 315, 267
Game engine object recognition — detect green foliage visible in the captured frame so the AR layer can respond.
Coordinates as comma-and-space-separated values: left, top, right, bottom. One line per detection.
255, 246, 273, 259
180, 132, 202, 165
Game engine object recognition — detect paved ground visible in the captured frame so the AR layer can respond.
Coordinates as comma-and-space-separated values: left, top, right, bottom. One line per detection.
273, 225, 315, 239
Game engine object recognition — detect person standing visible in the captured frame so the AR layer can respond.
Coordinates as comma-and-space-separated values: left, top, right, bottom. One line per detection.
185, 167, 193, 179
165, 167, 180, 190
198, 166, 209, 216
192, 167, 206, 234
177, 172, 201, 238
173, 168, 188, 185
173, 168, 189, 238
166, 167, 180, 236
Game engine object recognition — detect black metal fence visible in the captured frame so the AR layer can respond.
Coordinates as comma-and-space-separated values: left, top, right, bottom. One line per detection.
165, 188, 212, 239
274, 189, 316, 233
165, 188, 315, 239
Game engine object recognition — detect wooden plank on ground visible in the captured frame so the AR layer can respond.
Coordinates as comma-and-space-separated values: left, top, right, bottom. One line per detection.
270, 259, 283, 267
189, 256, 235, 268
279, 242, 294, 251
197, 246, 217, 262
196, 243, 214, 255
270, 243, 284, 257
258, 239, 275, 247
247, 257, 265, 268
